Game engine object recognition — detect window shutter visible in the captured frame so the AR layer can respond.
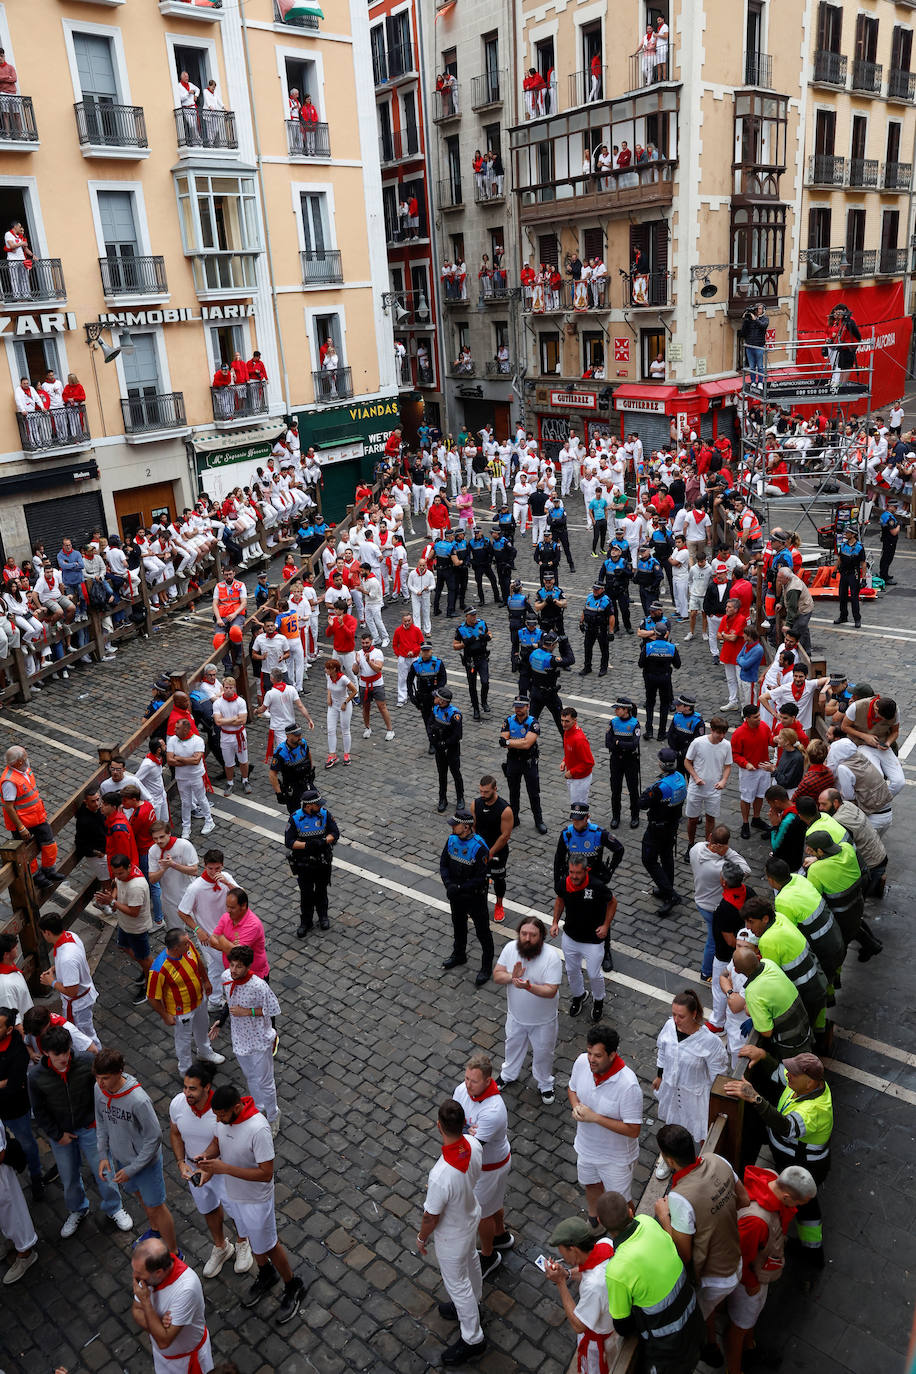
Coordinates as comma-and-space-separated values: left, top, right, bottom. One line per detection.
538, 233, 559, 268
583, 227, 603, 259
652, 221, 668, 277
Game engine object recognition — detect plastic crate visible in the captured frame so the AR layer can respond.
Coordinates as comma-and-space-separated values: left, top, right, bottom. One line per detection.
816, 525, 836, 549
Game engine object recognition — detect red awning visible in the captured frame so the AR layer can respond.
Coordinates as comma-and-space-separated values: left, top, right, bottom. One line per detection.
696, 376, 742, 400
612, 383, 680, 402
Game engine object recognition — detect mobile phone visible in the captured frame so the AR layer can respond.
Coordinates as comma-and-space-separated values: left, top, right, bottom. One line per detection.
534, 1254, 550, 1272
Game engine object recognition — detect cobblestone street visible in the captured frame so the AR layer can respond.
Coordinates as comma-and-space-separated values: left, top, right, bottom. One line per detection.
3, 502, 914, 1374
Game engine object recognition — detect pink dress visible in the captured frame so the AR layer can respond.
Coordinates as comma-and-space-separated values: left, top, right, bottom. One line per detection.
211, 908, 269, 979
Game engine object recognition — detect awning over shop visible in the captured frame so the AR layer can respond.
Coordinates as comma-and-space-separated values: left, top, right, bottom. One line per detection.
0, 458, 100, 496
612, 384, 680, 413
696, 376, 742, 402
191, 423, 284, 462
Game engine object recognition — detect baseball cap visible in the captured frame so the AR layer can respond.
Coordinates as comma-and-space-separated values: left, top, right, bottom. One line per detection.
548, 1217, 597, 1249
782, 1053, 825, 1083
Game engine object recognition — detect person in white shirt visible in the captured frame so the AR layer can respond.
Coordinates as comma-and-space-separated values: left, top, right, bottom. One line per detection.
325, 658, 358, 766
452, 1053, 513, 1280
512, 472, 531, 529
211, 944, 281, 1131
360, 566, 388, 646
100, 757, 154, 806
167, 719, 214, 840
136, 739, 169, 823
129, 1236, 213, 1373
177, 851, 239, 1007
0, 931, 32, 1024
684, 716, 733, 845
256, 670, 314, 761
148, 822, 199, 931
669, 533, 690, 619
408, 558, 435, 636
168, 1060, 245, 1279
356, 633, 395, 740
761, 670, 829, 735
37, 914, 99, 1042
175, 71, 201, 146
493, 917, 562, 1104
543, 1215, 618, 1374
683, 505, 712, 564
0, 1119, 39, 1284
685, 551, 713, 641
212, 676, 250, 794
416, 1100, 486, 1364
567, 1026, 643, 1215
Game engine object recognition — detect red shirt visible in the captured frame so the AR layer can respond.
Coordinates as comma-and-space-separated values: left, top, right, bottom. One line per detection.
105, 810, 139, 872
563, 726, 595, 779
327, 613, 357, 654
392, 624, 424, 658
770, 720, 809, 756
247, 358, 268, 380
300, 101, 319, 124
428, 502, 451, 532
212, 369, 232, 388
718, 611, 747, 665
728, 577, 754, 615
128, 800, 158, 856
230, 359, 249, 385
650, 491, 674, 518
730, 721, 771, 770
385, 432, 402, 458
791, 763, 835, 803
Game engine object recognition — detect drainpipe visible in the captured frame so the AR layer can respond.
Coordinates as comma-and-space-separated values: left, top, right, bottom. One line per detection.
414, 0, 447, 424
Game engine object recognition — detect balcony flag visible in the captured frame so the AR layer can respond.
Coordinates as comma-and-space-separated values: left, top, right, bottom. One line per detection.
277, 0, 325, 18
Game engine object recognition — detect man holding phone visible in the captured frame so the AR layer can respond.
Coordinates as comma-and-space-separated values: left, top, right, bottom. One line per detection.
542, 1216, 616, 1373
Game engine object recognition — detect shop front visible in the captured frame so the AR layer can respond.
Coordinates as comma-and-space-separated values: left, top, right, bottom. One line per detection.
193, 425, 286, 506
293, 395, 400, 521
0, 458, 103, 562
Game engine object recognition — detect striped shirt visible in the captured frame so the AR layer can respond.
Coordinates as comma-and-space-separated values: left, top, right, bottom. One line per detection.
147, 944, 206, 1015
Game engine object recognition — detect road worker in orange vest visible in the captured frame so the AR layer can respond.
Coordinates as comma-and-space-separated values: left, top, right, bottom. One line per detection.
0, 745, 64, 889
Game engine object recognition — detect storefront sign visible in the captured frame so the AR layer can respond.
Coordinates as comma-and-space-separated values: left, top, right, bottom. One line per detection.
548, 390, 597, 410
0, 312, 76, 337
614, 396, 666, 413
97, 304, 256, 328
294, 395, 400, 459
197, 440, 275, 470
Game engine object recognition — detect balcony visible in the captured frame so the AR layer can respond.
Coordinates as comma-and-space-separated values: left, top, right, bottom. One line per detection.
448, 361, 477, 378
569, 66, 606, 108
431, 86, 460, 123
159, 0, 224, 17
373, 41, 416, 88
848, 157, 879, 189
190, 251, 259, 298
744, 52, 772, 87
211, 381, 268, 425
471, 71, 504, 110
0, 258, 66, 307
812, 49, 847, 87
438, 176, 464, 210
17, 405, 90, 455
417, 358, 435, 387
478, 281, 510, 306
312, 365, 353, 403
804, 246, 876, 281
286, 120, 330, 158
121, 391, 187, 437
379, 126, 420, 165
877, 246, 907, 275
887, 68, 916, 102
0, 95, 39, 147
474, 177, 505, 204
301, 248, 343, 285
626, 38, 676, 92
485, 360, 512, 377
174, 106, 238, 152
273, 0, 318, 26
851, 58, 882, 95
726, 264, 784, 313
75, 99, 149, 157
442, 286, 469, 306
99, 255, 168, 300
883, 160, 912, 191
622, 271, 670, 309
517, 161, 675, 227
733, 165, 784, 197
807, 153, 846, 186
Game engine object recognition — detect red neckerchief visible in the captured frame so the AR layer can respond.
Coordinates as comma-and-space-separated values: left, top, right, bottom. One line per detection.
671, 1157, 703, 1186
158, 836, 177, 853
469, 1078, 500, 1102
442, 1137, 473, 1172
124, 864, 144, 882
578, 1240, 614, 1270
154, 1255, 189, 1290
692, 508, 705, 519
722, 884, 747, 909
233, 1096, 259, 1123
48, 1053, 73, 1081
98, 1079, 139, 1105
0, 1031, 12, 1053
188, 1089, 214, 1119
145, 752, 162, 765
791, 681, 805, 702
273, 682, 286, 693
866, 696, 882, 727
566, 873, 589, 894
49, 1013, 67, 1028
228, 971, 253, 994
0, 963, 19, 975
593, 1055, 626, 1085
53, 932, 76, 951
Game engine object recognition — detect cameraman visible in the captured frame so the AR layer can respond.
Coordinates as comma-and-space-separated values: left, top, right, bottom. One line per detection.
827, 303, 862, 392
740, 304, 769, 391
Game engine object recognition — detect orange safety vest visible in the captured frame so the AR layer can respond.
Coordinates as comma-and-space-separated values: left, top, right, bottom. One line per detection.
741, 510, 762, 540
0, 765, 47, 830
215, 581, 243, 617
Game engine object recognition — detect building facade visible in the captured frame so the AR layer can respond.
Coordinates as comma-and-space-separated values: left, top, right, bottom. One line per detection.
0, 0, 395, 561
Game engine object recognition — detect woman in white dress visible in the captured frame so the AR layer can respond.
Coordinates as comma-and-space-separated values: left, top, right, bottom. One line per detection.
652, 989, 728, 1178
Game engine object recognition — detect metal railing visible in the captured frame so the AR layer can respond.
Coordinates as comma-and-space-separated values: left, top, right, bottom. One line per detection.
286, 119, 331, 157
210, 382, 268, 422
627, 37, 674, 91
312, 365, 353, 403
474, 174, 505, 202
301, 248, 343, 285
190, 251, 259, 294
121, 391, 186, 435
431, 87, 460, 121
808, 153, 846, 185
471, 71, 504, 109
384, 213, 429, 243
485, 359, 512, 376
477, 280, 510, 304
851, 58, 882, 94
75, 99, 148, 150
379, 126, 420, 163
448, 361, 477, 377
812, 49, 847, 85
623, 270, 670, 308
274, 0, 317, 25
569, 66, 606, 107
804, 246, 876, 279
744, 51, 772, 86
848, 156, 879, 188
883, 160, 912, 190
437, 176, 463, 208
17, 405, 89, 453
374, 40, 415, 85
174, 106, 238, 150
0, 94, 38, 143
877, 246, 907, 274
99, 255, 167, 298
417, 359, 435, 386
887, 67, 916, 101
0, 258, 66, 304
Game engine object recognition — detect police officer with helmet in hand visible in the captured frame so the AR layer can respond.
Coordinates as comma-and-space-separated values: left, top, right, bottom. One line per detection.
407, 641, 447, 754
638, 748, 687, 917
605, 697, 642, 830
269, 723, 316, 813
430, 686, 465, 813
439, 807, 494, 986
285, 787, 340, 936
500, 697, 548, 834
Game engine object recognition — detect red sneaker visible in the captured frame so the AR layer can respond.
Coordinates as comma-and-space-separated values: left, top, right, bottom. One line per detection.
494, 900, 506, 922
342, 753, 351, 765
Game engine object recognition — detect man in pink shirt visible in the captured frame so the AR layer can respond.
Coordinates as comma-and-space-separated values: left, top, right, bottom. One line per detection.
0, 49, 18, 96
205, 887, 269, 980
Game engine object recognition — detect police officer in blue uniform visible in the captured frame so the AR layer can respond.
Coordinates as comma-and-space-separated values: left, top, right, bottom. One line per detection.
534, 530, 562, 585
605, 697, 642, 829
469, 528, 501, 605
514, 611, 542, 696
599, 539, 634, 634
879, 509, 900, 585
633, 543, 663, 618
491, 527, 518, 601
500, 697, 548, 834
505, 579, 533, 656
638, 624, 681, 740
535, 570, 568, 636
430, 685, 465, 813
432, 527, 458, 618
439, 808, 494, 985
649, 516, 675, 600
451, 527, 471, 612
407, 641, 447, 753
638, 748, 687, 916
834, 524, 866, 628
453, 607, 491, 721
636, 601, 672, 641
547, 497, 575, 572
493, 503, 516, 544
285, 787, 340, 936
666, 692, 705, 775
529, 629, 574, 738
296, 515, 329, 558
579, 581, 613, 676
553, 802, 624, 973
269, 723, 316, 813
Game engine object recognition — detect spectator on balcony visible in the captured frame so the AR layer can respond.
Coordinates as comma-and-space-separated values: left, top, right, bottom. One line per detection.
496, 343, 510, 376
547, 264, 563, 310
454, 346, 473, 376
248, 349, 268, 384
580, 148, 592, 192
395, 339, 408, 385
175, 71, 201, 146
473, 150, 487, 200
417, 341, 432, 384
407, 193, 420, 239
397, 197, 409, 241
493, 243, 506, 291
521, 262, 536, 309
202, 79, 226, 146
299, 93, 319, 155
640, 24, 657, 85
595, 144, 614, 189
650, 352, 667, 381
616, 141, 632, 169
590, 258, 607, 308
62, 373, 87, 438
456, 259, 468, 300
212, 361, 234, 420
288, 87, 301, 122
0, 48, 17, 96
440, 259, 454, 300
479, 255, 493, 299
588, 51, 602, 101
655, 15, 670, 80
4, 221, 32, 301
14, 377, 47, 447
39, 369, 67, 441
322, 343, 340, 399
230, 353, 249, 387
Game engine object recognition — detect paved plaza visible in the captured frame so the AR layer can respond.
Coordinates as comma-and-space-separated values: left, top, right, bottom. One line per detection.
2, 502, 914, 1374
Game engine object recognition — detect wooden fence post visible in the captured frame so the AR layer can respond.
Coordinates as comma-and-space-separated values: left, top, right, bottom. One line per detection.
0, 838, 43, 992
10, 646, 32, 704
137, 568, 155, 639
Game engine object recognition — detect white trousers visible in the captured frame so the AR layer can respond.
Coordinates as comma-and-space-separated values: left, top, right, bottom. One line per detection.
177, 777, 211, 831
174, 1003, 212, 1074
723, 663, 739, 702
397, 656, 411, 705
562, 934, 605, 1000
337, 649, 358, 686
859, 745, 905, 797
673, 575, 689, 618
364, 604, 387, 644
490, 478, 507, 507
512, 500, 529, 527
327, 701, 353, 755
567, 774, 593, 807
237, 1047, 279, 1123
285, 638, 305, 691
203, 945, 227, 1005
530, 514, 547, 544
711, 957, 730, 1027
561, 462, 577, 495
707, 614, 722, 656
410, 591, 431, 636
436, 1227, 483, 1345
70, 999, 98, 1044
0, 1166, 37, 1252
501, 1010, 559, 1090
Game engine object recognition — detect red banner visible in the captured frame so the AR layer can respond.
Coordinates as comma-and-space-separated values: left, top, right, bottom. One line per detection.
797, 283, 912, 410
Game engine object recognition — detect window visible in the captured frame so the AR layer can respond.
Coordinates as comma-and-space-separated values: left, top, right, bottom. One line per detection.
383, 184, 398, 241
122, 333, 162, 399
881, 208, 900, 250
0, 186, 35, 250
745, 0, 764, 62
14, 337, 62, 385
389, 265, 405, 294
411, 265, 431, 319
455, 322, 470, 353
640, 327, 666, 380
300, 192, 328, 254
538, 233, 559, 268
175, 173, 261, 253
484, 33, 499, 81
489, 226, 505, 260
378, 101, 394, 161
494, 320, 509, 351
846, 208, 865, 258
284, 56, 319, 111
854, 14, 878, 65
172, 44, 210, 91
539, 331, 560, 374
450, 233, 465, 260
583, 226, 603, 260
208, 322, 247, 371
891, 26, 913, 74
484, 121, 501, 155
442, 46, 458, 79
807, 206, 832, 249
371, 25, 387, 84
387, 12, 413, 77
445, 135, 461, 192
97, 189, 143, 292
814, 109, 836, 157
581, 22, 602, 81
850, 115, 866, 162
535, 38, 554, 85
73, 31, 124, 142
886, 122, 902, 164
582, 331, 604, 371
816, 3, 842, 53
401, 91, 419, 156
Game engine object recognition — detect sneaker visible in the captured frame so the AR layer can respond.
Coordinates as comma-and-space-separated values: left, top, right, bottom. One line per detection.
699, 972, 712, 985
277, 1276, 305, 1324
590, 999, 604, 1023
495, 1075, 513, 1089
654, 1156, 672, 1180
751, 817, 770, 832
740, 822, 751, 839
203, 1240, 235, 1278
234, 1239, 254, 1273
60, 1210, 87, 1239
241, 1263, 279, 1308
270, 1112, 281, 1138
492, 1231, 515, 1251
199, 1050, 225, 1065
722, 700, 739, 711
224, 781, 235, 796
540, 1087, 556, 1106
705, 1021, 724, 1034
442, 1336, 488, 1366
111, 1208, 134, 1232
325, 755, 338, 769
568, 993, 587, 1017
200, 819, 216, 835
342, 754, 351, 765
384, 730, 395, 741
3, 1251, 38, 1285
479, 1250, 502, 1279
363, 727, 372, 739
132, 986, 148, 1005
242, 778, 251, 793
684, 632, 695, 641
493, 900, 505, 922
181, 828, 191, 840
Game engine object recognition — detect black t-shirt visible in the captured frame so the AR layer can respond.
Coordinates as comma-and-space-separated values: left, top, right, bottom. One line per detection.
529, 490, 549, 516
473, 795, 511, 851
712, 882, 754, 962
668, 478, 686, 506
555, 877, 612, 943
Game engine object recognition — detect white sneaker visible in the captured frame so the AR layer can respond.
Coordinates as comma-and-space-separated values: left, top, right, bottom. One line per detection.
269, 1111, 281, 1138
234, 1238, 254, 1273
111, 1208, 134, 1231
60, 1211, 86, 1239
654, 1156, 672, 1180
181, 828, 191, 840
385, 730, 395, 741
201, 819, 216, 835
684, 632, 695, 641
3, 1250, 38, 1285
203, 1240, 235, 1278
199, 1049, 225, 1064
722, 700, 739, 710
224, 781, 235, 795
363, 727, 372, 738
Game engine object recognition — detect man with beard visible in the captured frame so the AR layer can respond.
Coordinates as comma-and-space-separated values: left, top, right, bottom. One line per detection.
493, 917, 562, 1105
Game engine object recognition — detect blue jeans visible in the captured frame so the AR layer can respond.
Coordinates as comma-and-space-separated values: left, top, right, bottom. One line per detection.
49, 1125, 123, 1217
697, 905, 716, 980
137, 850, 164, 925
3, 1112, 42, 1179
745, 345, 765, 388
